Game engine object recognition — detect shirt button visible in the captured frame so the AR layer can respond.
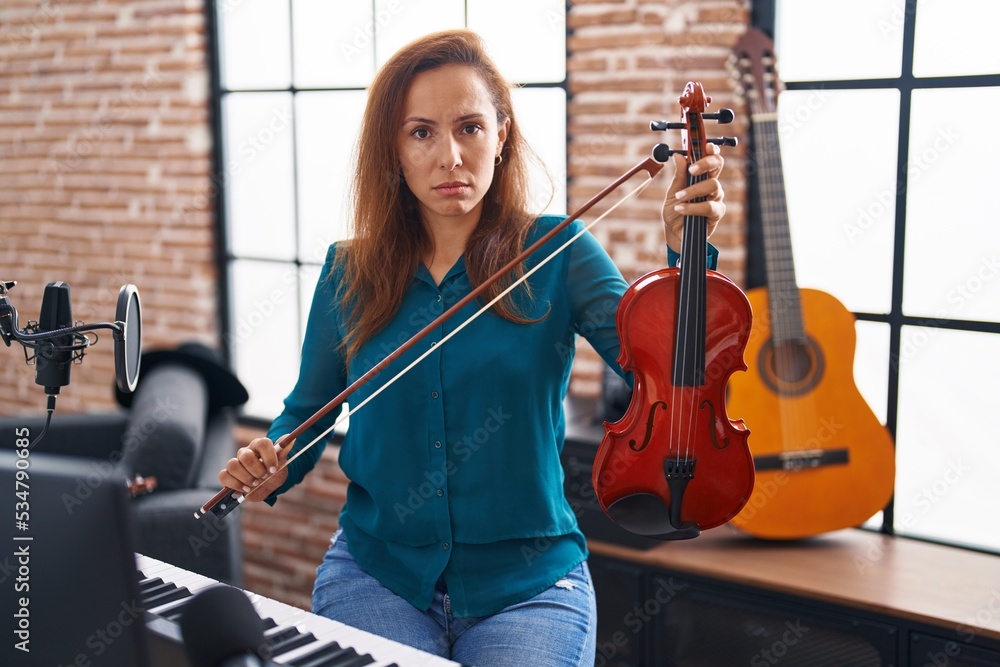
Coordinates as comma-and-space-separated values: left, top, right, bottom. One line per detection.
437, 489, 444, 497
442, 542, 450, 550
431, 391, 439, 399
436, 294, 442, 302
434, 440, 442, 449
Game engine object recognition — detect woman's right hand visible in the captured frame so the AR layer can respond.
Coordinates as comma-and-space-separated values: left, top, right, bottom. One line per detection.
218, 437, 292, 502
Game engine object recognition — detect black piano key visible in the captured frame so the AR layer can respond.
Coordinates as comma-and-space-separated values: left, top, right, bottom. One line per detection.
138, 579, 172, 597
140, 581, 175, 598
284, 641, 353, 667
262, 617, 278, 631
143, 585, 192, 608
267, 628, 318, 657
285, 641, 376, 667
140, 581, 178, 605
332, 652, 377, 667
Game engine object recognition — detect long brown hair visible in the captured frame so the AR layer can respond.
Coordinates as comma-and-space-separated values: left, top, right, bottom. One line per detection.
336, 29, 550, 363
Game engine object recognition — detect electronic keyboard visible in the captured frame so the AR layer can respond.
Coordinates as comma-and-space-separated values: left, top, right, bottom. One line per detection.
136, 554, 463, 667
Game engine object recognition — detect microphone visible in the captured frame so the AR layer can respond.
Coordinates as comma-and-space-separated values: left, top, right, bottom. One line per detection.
34, 281, 74, 395
0, 280, 142, 395
180, 586, 274, 667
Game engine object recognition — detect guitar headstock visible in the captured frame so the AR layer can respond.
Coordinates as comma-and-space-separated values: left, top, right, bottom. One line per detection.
731, 27, 783, 115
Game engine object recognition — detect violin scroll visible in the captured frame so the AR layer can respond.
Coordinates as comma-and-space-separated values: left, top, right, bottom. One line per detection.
650, 97, 738, 162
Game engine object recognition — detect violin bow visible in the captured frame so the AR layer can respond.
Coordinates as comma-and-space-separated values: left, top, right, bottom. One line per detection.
197, 155, 666, 521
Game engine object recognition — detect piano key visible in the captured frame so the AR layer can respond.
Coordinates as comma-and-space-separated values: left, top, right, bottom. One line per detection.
289, 642, 378, 667
267, 626, 320, 657
139, 571, 213, 611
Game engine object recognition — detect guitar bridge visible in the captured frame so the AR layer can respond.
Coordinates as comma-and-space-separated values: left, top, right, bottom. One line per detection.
754, 448, 849, 472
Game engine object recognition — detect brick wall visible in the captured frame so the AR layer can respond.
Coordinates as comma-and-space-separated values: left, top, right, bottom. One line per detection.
0, 0, 217, 416
1, 0, 751, 613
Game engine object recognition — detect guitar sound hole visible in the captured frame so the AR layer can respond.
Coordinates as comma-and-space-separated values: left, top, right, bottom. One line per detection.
772, 342, 812, 383
758, 336, 825, 396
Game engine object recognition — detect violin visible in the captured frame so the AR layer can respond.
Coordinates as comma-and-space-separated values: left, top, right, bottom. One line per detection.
592, 82, 754, 540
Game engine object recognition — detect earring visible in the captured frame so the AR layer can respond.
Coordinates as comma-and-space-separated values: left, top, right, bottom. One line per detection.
495, 154, 503, 166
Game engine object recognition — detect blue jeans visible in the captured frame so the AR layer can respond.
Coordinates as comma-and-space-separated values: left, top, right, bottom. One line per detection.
312, 529, 597, 667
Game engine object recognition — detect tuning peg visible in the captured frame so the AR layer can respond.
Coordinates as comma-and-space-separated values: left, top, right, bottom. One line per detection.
707, 137, 739, 147
650, 120, 685, 132
703, 109, 735, 124
652, 143, 686, 162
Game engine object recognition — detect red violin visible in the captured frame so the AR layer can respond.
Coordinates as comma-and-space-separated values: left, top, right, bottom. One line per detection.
592, 82, 755, 540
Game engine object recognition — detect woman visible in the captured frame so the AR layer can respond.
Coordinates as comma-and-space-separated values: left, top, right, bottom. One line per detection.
219, 29, 726, 666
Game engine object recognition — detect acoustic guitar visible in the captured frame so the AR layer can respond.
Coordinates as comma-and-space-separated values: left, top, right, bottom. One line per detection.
725, 28, 896, 539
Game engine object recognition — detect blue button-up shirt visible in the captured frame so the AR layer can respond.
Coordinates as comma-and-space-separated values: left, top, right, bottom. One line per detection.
265, 215, 718, 617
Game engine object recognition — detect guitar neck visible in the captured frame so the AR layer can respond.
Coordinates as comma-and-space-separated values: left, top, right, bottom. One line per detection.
751, 113, 805, 344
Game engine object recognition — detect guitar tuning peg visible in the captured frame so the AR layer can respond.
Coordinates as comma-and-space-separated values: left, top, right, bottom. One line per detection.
707, 137, 738, 147
703, 109, 735, 124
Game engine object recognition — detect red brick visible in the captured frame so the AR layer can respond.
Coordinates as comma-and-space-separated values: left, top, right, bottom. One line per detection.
568, 8, 638, 29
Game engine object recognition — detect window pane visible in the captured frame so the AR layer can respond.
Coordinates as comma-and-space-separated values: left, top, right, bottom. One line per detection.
224, 93, 297, 261
218, 0, 291, 90
374, 0, 466, 68
778, 89, 899, 313
295, 91, 367, 260
902, 87, 1000, 322
468, 0, 566, 83
512, 87, 567, 215
775, 0, 904, 81
895, 327, 1000, 552
855, 320, 890, 424
913, 0, 1000, 77
230, 259, 301, 420
293, 0, 374, 88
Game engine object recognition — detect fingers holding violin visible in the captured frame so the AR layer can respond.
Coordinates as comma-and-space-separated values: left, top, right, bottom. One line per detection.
671, 179, 727, 222
689, 142, 724, 178
665, 149, 724, 200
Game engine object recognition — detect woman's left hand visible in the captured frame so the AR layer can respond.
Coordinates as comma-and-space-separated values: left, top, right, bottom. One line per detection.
661, 142, 726, 253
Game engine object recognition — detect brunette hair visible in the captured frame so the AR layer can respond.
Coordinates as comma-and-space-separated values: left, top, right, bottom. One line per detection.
336, 29, 549, 362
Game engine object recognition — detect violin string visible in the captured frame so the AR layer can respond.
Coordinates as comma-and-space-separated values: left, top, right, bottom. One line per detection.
237, 172, 660, 502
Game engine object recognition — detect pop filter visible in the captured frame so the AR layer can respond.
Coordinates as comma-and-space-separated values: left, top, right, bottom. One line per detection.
114, 284, 142, 394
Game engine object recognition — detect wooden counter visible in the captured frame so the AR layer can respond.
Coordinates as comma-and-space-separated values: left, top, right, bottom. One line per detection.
589, 526, 1000, 642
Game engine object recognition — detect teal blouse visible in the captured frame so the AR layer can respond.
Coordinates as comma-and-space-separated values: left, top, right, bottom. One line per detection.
265, 214, 718, 617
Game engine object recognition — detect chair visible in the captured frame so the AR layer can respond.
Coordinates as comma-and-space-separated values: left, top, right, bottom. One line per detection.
0, 342, 248, 585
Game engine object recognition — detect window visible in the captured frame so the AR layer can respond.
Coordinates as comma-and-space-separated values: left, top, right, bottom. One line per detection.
211, 1, 568, 421
772, 0, 1000, 552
